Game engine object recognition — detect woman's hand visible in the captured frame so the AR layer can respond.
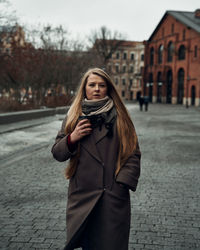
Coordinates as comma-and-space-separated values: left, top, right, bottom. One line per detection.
70, 119, 92, 143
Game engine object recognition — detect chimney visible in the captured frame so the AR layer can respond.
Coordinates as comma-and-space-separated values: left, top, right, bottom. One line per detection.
195, 9, 200, 18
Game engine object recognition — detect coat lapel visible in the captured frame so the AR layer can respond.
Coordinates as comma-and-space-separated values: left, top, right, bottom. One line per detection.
93, 125, 108, 144
80, 126, 108, 163
80, 132, 102, 163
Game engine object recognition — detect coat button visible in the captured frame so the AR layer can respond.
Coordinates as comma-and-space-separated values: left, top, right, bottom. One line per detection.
103, 188, 106, 191
102, 162, 104, 166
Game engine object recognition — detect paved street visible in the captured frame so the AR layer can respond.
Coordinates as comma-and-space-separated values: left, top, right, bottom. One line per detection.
0, 103, 200, 250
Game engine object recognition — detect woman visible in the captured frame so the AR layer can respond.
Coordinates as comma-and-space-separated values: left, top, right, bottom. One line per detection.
51, 68, 141, 250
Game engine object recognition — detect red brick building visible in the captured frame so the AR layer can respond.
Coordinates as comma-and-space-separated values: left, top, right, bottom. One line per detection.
143, 9, 200, 106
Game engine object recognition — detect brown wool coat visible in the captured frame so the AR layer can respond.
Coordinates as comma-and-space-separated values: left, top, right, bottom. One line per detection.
51, 116, 141, 250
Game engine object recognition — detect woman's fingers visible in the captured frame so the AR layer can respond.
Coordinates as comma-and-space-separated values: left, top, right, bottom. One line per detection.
71, 119, 92, 140
80, 126, 92, 135
77, 119, 90, 127
77, 119, 91, 132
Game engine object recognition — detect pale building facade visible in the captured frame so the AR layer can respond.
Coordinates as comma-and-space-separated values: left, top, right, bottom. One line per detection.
107, 41, 144, 101
0, 24, 27, 54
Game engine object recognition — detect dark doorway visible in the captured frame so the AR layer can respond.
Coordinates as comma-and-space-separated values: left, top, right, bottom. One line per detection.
166, 70, 172, 103
157, 72, 162, 103
148, 73, 153, 102
177, 68, 184, 104
149, 85, 153, 102
191, 86, 196, 106
130, 91, 133, 100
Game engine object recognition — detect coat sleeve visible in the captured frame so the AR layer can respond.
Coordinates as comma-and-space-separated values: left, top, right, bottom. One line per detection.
116, 143, 141, 192
51, 115, 77, 162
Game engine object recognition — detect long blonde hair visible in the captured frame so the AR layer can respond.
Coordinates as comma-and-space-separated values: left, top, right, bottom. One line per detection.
65, 68, 138, 179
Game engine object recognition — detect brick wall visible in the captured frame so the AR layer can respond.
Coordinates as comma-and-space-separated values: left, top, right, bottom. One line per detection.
143, 13, 200, 106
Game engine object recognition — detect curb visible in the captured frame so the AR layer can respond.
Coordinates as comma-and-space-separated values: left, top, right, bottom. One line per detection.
0, 106, 69, 125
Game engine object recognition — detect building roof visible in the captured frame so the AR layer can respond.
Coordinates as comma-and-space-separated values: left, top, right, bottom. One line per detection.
95, 39, 143, 47
118, 40, 143, 47
148, 9, 200, 41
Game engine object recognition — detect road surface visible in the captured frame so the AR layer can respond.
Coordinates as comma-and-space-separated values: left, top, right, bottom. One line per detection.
0, 104, 199, 250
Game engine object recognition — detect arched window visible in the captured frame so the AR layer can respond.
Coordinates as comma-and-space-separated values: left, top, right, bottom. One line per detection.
150, 47, 154, 65
116, 51, 120, 59
158, 44, 163, 64
178, 45, 186, 60
167, 42, 174, 62
149, 73, 153, 83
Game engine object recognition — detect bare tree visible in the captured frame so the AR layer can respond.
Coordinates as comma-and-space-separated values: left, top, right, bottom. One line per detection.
89, 26, 126, 67
1, 20, 106, 110
39, 25, 69, 50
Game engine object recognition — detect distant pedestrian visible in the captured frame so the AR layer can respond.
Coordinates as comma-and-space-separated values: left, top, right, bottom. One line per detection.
139, 96, 144, 111
51, 68, 141, 250
143, 96, 149, 111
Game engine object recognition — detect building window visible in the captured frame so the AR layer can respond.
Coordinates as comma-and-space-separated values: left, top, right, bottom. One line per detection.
194, 45, 198, 57
158, 44, 163, 64
130, 53, 134, 60
178, 45, 186, 60
129, 65, 134, 73
141, 54, 144, 61
115, 77, 119, 85
122, 90, 125, 97
5, 48, 10, 54
123, 52, 127, 60
122, 78, 126, 85
171, 23, 174, 34
122, 65, 126, 73
183, 29, 185, 41
108, 53, 112, 59
167, 42, 174, 62
116, 51, 120, 59
108, 64, 112, 72
150, 47, 154, 65
115, 64, 119, 73
129, 79, 133, 87
134, 81, 137, 88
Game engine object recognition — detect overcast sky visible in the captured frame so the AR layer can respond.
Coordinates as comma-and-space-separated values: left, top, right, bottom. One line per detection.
10, 0, 200, 41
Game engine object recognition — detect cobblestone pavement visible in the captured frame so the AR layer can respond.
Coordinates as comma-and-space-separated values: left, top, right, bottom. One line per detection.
0, 104, 200, 250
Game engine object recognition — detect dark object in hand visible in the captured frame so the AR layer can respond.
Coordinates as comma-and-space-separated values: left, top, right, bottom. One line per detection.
79, 115, 105, 129
78, 115, 91, 121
